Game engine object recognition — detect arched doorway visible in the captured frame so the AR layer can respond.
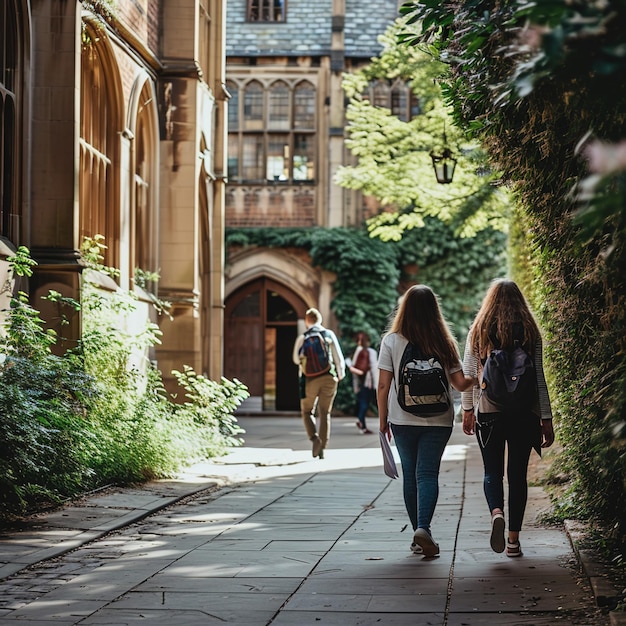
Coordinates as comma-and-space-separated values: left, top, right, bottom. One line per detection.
225, 278, 307, 411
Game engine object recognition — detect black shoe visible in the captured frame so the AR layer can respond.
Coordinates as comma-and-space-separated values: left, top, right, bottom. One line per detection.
490, 512, 505, 553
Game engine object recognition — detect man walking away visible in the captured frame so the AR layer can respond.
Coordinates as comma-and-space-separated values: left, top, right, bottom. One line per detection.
293, 308, 345, 459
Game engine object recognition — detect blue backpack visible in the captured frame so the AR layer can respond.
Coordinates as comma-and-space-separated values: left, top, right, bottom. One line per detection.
300, 329, 332, 377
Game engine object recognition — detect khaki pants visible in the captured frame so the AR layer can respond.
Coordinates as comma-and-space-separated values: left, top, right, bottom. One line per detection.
300, 373, 338, 448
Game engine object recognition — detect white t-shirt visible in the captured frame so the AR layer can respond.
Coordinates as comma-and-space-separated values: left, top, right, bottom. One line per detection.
378, 332, 462, 427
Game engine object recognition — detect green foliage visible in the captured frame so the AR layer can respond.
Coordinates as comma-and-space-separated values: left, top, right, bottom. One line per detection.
336, 19, 510, 237
173, 367, 247, 450
0, 251, 98, 515
398, 0, 626, 550
5, 245, 36, 278
81, 0, 117, 21
0, 244, 248, 521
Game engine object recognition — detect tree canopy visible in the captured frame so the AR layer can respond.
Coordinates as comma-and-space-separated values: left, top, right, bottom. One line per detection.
335, 22, 510, 239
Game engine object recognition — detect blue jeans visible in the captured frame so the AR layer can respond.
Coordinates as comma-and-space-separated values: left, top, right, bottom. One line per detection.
356, 385, 375, 428
391, 424, 452, 533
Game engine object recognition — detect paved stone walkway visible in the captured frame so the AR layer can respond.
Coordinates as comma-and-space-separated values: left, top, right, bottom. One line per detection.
0, 416, 609, 625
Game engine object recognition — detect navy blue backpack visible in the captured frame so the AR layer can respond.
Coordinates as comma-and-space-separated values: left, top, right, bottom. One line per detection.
481, 343, 536, 411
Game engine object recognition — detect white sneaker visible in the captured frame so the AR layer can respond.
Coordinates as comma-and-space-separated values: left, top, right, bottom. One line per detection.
412, 528, 439, 557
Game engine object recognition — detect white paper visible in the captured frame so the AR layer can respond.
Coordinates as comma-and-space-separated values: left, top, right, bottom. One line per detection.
379, 431, 399, 479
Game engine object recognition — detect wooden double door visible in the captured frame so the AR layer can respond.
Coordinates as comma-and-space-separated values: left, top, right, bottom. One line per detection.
224, 278, 307, 411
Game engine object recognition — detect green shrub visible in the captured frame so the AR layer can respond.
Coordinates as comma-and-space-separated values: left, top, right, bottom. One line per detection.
0, 243, 248, 521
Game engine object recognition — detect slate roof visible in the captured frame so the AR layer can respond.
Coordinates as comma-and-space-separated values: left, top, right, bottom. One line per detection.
226, 0, 400, 58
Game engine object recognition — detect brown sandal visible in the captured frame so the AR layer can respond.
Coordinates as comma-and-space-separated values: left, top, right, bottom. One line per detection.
506, 540, 523, 557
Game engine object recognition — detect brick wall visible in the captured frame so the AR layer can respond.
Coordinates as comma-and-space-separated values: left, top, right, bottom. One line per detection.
111, 0, 159, 104
117, 0, 149, 43
113, 0, 160, 60
226, 186, 317, 227
147, 0, 160, 53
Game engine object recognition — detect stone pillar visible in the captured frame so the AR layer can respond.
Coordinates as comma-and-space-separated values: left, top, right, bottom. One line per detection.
207, 0, 228, 381
29, 0, 82, 347
157, 0, 204, 393
328, 0, 346, 228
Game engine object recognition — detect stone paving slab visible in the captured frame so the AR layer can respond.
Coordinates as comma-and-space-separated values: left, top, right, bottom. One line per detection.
2, 598, 111, 622
0, 620, 77, 626
104, 589, 290, 613
137, 575, 302, 594
449, 575, 591, 612
271, 611, 447, 625
80, 608, 278, 624
217, 522, 352, 540
298, 577, 445, 595
310, 553, 454, 579
283, 591, 448, 613
446, 614, 592, 625
452, 553, 577, 577
160, 549, 321, 578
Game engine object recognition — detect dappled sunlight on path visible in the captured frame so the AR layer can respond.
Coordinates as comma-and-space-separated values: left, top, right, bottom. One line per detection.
180, 416, 470, 485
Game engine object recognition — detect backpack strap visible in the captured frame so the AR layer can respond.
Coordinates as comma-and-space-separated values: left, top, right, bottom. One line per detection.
394, 341, 426, 391
322, 329, 338, 377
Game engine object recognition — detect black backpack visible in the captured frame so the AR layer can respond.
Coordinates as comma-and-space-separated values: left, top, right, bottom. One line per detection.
397, 343, 451, 417
481, 342, 536, 411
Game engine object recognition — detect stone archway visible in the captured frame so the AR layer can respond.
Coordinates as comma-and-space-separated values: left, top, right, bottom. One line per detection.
225, 278, 307, 412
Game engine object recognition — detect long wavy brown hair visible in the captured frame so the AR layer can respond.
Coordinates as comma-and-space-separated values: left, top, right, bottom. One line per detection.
388, 285, 461, 368
469, 279, 539, 358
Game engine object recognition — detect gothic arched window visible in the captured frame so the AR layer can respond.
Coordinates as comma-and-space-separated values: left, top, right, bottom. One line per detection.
132, 81, 158, 283
79, 26, 121, 265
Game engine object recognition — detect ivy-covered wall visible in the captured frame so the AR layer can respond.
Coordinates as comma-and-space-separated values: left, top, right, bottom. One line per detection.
399, 1, 626, 548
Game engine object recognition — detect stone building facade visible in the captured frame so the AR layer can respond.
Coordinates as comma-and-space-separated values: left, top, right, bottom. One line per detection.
224, 0, 402, 411
1, 0, 227, 392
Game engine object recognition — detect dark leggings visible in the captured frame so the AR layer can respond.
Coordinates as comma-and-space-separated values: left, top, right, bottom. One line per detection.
476, 414, 535, 532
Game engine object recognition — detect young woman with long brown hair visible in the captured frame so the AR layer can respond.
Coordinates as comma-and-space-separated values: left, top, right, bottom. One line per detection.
462, 279, 555, 557
377, 285, 476, 557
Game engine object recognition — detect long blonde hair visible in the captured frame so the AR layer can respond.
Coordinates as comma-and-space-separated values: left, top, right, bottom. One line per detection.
388, 285, 460, 368
469, 279, 539, 358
